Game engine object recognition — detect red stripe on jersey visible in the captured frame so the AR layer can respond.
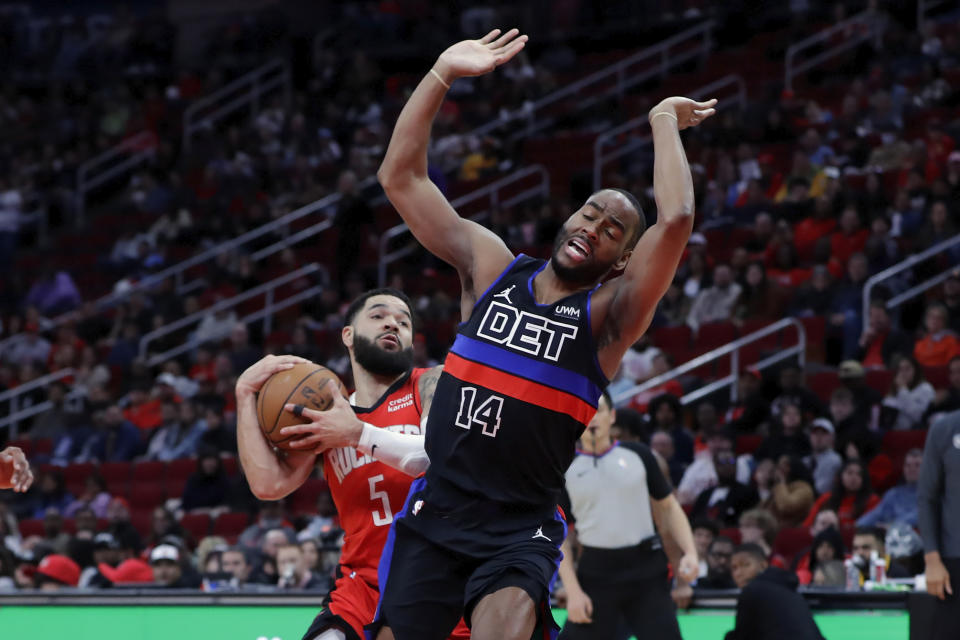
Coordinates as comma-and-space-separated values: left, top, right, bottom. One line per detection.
445, 353, 597, 425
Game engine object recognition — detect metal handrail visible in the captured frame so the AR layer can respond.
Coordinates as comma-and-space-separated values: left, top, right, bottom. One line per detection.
377, 165, 551, 286
74, 130, 157, 225
0, 368, 75, 439
469, 21, 715, 140
611, 318, 806, 407
0, 368, 74, 404
785, 9, 885, 91
146, 285, 324, 367
138, 263, 324, 359
863, 233, 960, 332
182, 58, 290, 152
592, 74, 746, 190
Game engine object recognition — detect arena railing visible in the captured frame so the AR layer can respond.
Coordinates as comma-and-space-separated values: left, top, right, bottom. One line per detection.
376, 164, 551, 287
861, 233, 960, 334
73, 130, 158, 226
468, 20, 715, 141
784, 8, 886, 92
0, 368, 76, 439
591, 74, 746, 190
182, 58, 291, 153
611, 318, 806, 408
138, 263, 327, 366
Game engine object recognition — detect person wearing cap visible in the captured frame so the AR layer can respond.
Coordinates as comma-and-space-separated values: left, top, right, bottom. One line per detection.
34, 554, 80, 590
685, 264, 742, 335
805, 418, 843, 495
149, 543, 194, 588
80, 532, 127, 587
99, 558, 154, 586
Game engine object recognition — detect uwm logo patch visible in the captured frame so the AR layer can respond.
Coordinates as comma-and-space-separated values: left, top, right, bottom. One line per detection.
476, 300, 577, 361
555, 304, 580, 318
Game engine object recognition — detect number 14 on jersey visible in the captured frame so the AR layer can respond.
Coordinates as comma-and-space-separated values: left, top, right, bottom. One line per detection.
455, 386, 504, 437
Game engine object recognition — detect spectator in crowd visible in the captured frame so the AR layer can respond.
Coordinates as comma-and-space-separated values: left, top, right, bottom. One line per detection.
739, 509, 783, 566
851, 526, 911, 583
915, 303, 960, 367
677, 428, 735, 506
812, 560, 846, 588
830, 205, 869, 267
23, 471, 73, 520
98, 558, 154, 586
78, 405, 143, 463
105, 498, 142, 554
146, 507, 186, 549
4, 322, 52, 367
646, 393, 692, 464
144, 401, 203, 461
754, 401, 812, 462
690, 446, 759, 527
150, 544, 191, 588
790, 265, 835, 318
798, 417, 837, 491
790, 509, 840, 581
942, 274, 960, 329
34, 554, 81, 591
25, 269, 82, 315
829, 253, 870, 360
275, 543, 326, 591
198, 406, 237, 455
768, 455, 816, 528
725, 543, 825, 640
30, 382, 72, 442
795, 525, 845, 586
627, 356, 684, 413
227, 324, 261, 374
239, 500, 294, 550
726, 369, 769, 433
829, 382, 869, 438
181, 451, 230, 512
64, 474, 112, 518
650, 429, 684, 486
881, 356, 935, 430
691, 519, 719, 580
332, 170, 374, 283
770, 364, 823, 419
221, 547, 251, 588
856, 300, 912, 368
927, 356, 960, 421
686, 264, 742, 334
804, 459, 880, 530
249, 528, 293, 585
697, 536, 736, 590
296, 491, 339, 544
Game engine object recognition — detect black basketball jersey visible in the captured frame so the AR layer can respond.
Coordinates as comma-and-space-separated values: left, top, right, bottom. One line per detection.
424, 254, 609, 507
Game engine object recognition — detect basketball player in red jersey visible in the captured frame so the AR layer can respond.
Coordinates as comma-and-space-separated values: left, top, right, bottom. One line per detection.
0, 446, 33, 492
236, 288, 469, 640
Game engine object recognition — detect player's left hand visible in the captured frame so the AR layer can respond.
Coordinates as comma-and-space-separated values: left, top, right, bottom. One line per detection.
676, 552, 699, 584
280, 380, 363, 453
0, 446, 34, 492
649, 97, 717, 130
671, 582, 694, 610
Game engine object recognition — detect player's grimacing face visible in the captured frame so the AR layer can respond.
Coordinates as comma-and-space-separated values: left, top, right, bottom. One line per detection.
550, 190, 638, 286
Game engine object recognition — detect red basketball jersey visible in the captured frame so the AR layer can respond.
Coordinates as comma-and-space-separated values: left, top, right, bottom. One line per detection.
322, 368, 427, 586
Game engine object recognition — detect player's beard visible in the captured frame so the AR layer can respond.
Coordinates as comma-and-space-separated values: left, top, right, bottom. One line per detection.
353, 334, 413, 377
549, 228, 612, 287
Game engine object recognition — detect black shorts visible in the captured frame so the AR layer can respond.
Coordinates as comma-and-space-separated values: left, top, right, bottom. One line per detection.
367, 475, 566, 640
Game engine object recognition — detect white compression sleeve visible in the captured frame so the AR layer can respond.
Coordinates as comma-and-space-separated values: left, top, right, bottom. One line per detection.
356, 423, 430, 477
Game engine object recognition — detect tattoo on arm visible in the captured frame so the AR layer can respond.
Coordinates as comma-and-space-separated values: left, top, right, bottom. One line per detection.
418, 366, 443, 419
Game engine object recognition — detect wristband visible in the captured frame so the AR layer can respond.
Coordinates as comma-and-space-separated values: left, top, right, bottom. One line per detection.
430, 68, 451, 89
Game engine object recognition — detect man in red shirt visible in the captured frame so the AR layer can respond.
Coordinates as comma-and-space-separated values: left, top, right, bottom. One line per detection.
830, 206, 869, 267
236, 289, 468, 640
856, 300, 913, 368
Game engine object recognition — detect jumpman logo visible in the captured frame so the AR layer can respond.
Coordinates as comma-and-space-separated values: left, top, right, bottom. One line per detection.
494, 285, 516, 305
532, 526, 551, 542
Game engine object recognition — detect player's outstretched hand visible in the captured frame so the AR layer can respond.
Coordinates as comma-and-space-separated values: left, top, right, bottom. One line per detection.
235, 354, 311, 398
649, 97, 718, 130
434, 28, 528, 85
281, 380, 363, 454
0, 446, 34, 492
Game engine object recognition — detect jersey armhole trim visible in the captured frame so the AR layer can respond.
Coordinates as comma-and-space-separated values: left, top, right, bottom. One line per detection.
586, 286, 611, 387
458, 253, 526, 326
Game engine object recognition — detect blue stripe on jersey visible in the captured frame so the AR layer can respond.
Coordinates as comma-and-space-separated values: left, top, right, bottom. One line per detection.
450, 334, 602, 405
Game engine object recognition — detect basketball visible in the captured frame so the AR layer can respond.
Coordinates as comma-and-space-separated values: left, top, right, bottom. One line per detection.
256, 363, 348, 450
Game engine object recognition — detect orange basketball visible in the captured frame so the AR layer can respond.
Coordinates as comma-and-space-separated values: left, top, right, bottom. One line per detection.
256, 363, 348, 451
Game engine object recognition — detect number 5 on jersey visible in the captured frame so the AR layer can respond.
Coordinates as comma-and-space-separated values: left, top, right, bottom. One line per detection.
455, 387, 504, 437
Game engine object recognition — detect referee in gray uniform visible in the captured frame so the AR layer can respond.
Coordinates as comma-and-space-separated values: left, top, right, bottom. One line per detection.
919, 410, 960, 639
558, 389, 698, 639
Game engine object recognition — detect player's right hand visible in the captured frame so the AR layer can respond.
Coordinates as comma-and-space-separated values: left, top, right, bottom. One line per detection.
566, 587, 594, 624
235, 355, 311, 397
434, 28, 527, 83
926, 556, 953, 601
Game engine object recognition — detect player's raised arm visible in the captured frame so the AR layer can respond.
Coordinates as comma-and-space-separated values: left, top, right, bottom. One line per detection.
597, 97, 716, 370
377, 30, 525, 306
235, 355, 318, 500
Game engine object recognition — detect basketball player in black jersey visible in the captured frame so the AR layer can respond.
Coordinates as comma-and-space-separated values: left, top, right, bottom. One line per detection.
372, 28, 716, 640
